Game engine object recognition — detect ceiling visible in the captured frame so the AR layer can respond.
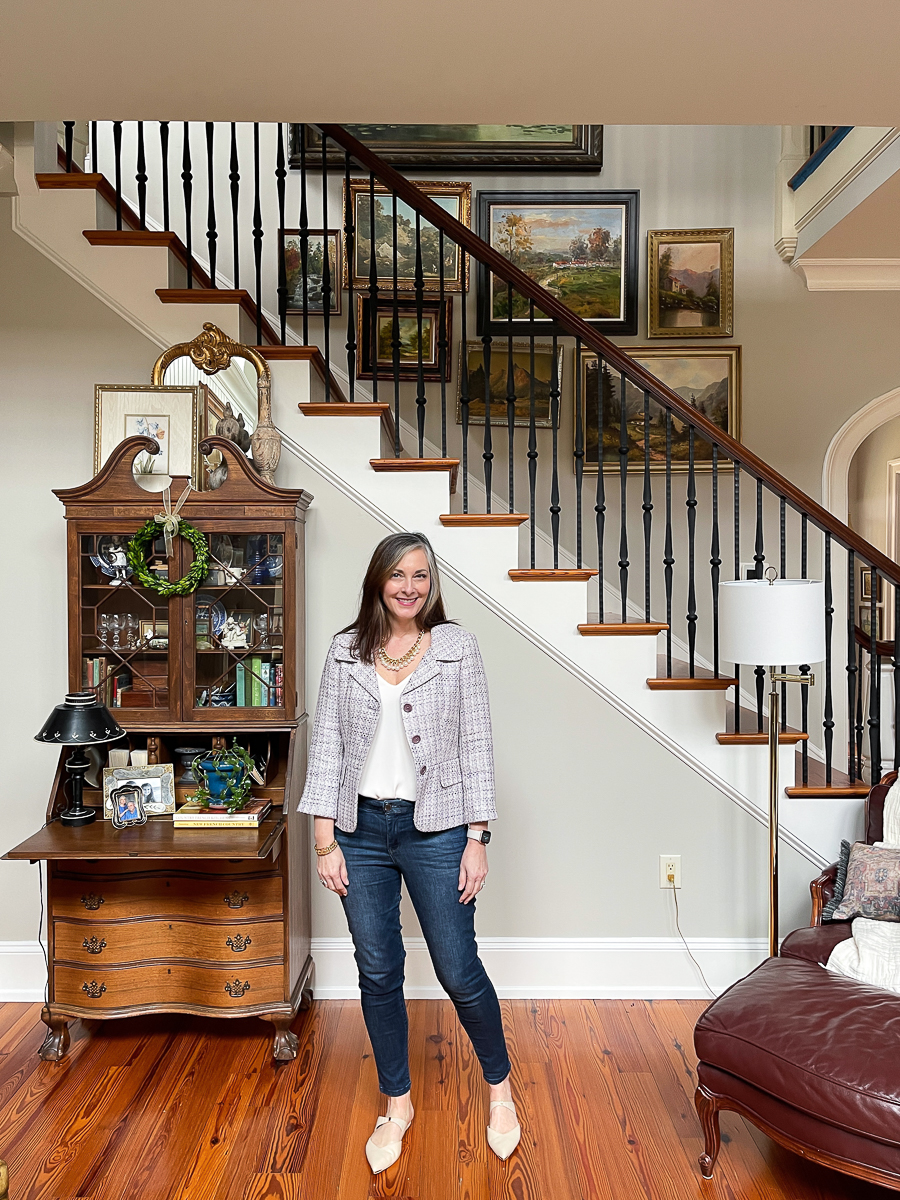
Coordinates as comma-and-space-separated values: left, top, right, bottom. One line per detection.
4, 0, 900, 125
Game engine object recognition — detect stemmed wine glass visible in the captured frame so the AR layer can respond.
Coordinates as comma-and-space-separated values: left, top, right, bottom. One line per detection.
253, 614, 270, 648
124, 614, 139, 648
109, 613, 123, 649
98, 613, 110, 646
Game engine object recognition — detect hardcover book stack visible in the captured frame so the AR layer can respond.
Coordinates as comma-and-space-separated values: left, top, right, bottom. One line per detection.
173, 798, 272, 829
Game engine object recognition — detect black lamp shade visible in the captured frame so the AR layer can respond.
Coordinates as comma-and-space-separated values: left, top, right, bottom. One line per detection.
35, 692, 126, 746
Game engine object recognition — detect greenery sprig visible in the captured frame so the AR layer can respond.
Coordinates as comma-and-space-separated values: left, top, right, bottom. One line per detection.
191, 743, 255, 814
126, 519, 209, 597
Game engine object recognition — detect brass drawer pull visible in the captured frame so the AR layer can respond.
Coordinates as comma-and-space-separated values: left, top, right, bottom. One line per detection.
223, 891, 249, 909
81, 894, 104, 911
81, 980, 107, 998
224, 979, 251, 998
82, 937, 107, 955
226, 935, 252, 953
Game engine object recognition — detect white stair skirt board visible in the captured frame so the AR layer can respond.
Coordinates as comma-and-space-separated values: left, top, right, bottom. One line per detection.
0, 942, 47, 1001
309, 936, 769, 1000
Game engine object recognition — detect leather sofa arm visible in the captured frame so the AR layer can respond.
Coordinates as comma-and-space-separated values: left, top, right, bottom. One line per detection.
810, 863, 838, 926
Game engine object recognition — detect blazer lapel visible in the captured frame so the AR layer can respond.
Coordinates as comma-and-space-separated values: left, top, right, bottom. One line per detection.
348, 658, 380, 702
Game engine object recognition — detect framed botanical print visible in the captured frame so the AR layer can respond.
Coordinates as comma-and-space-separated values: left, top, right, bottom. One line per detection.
578, 346, 741, 472
860, 569, 883, 602
356, 295, 452, 381
647, 229, 734, 337
343, 179, 471, 293
282, 228, 341, 315
457, 341, 563, 427
293, 124, 603, 169
476, 191, 639, 337
94, 385, 205, 485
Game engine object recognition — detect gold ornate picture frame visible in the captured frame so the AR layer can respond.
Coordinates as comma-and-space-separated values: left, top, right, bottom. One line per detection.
647, 229, 734, 338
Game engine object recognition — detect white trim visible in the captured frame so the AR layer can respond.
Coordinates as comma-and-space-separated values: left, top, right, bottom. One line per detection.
309, 936, 768, 1000
791, 258, 900, 291
794, 128, 900, 235
822, 385, 900, 525
0, 941, 46, 1002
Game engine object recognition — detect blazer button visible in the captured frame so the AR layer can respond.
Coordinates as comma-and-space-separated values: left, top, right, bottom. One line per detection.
420, 766, 427, 775
411, 735, 421, 744
403, 703, 412, 712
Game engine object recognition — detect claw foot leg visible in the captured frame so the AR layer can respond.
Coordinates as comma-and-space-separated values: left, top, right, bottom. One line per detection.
264, 1015, 299, 1061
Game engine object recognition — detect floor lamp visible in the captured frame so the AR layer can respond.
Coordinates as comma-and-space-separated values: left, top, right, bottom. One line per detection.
719, 571, 826, 957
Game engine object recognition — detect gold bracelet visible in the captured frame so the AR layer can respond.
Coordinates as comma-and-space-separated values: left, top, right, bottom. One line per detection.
315, 839, 338, 857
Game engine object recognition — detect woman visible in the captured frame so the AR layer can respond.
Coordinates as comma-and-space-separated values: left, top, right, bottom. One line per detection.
299, 532, 520, 1174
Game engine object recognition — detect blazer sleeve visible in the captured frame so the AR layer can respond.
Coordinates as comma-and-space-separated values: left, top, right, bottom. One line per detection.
458, 633, 498, 823
298, 639, 343, 818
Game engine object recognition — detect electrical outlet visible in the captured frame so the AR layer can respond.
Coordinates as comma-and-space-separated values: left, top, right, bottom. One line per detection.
659, 854, 682, 889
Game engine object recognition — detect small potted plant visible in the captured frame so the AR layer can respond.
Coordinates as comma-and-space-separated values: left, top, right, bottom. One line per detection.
192, 742, 255, 813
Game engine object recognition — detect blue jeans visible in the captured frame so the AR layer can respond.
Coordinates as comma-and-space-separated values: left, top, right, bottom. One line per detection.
335, 796, 511, 1096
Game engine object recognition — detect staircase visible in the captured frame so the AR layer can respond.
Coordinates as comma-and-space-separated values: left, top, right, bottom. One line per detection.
13, 120, 899, 871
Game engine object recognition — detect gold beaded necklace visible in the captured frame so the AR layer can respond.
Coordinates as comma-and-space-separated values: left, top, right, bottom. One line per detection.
377, 628, 424, 672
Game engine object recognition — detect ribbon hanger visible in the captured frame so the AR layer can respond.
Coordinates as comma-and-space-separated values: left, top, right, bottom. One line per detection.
154, 482, 193, 557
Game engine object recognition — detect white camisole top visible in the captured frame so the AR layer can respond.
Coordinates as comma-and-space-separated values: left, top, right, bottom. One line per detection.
357, 673, 418, 802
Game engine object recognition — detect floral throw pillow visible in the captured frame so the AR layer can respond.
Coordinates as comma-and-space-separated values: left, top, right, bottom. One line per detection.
829, 842, 900, 922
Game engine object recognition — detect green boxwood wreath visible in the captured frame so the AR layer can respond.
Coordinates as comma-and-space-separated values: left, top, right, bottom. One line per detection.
126, 519, 210, 597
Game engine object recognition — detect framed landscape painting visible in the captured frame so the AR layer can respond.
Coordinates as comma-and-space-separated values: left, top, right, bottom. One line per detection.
292, 124, 603, 169
344, 179, 471, 293
457, 340, 563, 427
356, 294, 452, 381
476, 191, 639, 337
578, 346, 741, 472
282, 229, 341, 315
647, 229, 734, 337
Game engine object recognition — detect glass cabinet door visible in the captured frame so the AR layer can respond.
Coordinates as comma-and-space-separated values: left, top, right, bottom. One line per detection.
190, 530, 287, 720
77, 531, 178, 719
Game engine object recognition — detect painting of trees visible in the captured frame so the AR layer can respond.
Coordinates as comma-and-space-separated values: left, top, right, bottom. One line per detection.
495, 212, 533, 266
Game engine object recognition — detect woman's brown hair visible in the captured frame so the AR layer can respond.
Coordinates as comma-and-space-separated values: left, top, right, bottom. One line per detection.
341, 532, 450, 662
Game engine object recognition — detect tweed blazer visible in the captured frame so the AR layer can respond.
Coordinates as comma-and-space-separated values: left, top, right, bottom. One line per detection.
298, 622, 497, 832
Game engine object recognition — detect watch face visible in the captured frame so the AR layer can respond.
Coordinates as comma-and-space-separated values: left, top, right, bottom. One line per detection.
481, 830, 492, 844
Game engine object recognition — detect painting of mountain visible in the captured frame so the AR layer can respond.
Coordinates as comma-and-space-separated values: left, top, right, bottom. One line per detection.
648, 230, 734, 337
458, 342, 563, 427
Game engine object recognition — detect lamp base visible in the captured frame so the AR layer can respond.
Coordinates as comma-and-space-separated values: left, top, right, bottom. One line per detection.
59, 807, 96, 827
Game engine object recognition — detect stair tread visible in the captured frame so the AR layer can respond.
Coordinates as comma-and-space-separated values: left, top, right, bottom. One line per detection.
579, 622, 668, 635
509, 569, 597, 581
719, 701, 806, 742
370, 457, 459, 495
788, 750, 869, 796
440, 513, 529, 527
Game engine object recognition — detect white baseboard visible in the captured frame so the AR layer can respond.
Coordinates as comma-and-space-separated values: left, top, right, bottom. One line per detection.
0, 936, 769, 1004
310, 936, 768, 1000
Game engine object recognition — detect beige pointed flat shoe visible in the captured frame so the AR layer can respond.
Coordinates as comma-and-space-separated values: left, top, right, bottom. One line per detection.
487, 1099, 521, 1161
365, 1111, 413, 1174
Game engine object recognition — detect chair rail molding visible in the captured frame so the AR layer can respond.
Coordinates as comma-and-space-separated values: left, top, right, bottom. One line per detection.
823, 384, 900, 524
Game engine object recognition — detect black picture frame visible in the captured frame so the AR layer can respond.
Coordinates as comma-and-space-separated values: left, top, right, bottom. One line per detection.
475, 190, 639, 338
356, 294, 453, 382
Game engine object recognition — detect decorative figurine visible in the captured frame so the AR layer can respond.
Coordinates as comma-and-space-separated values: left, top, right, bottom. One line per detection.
91, 537, 133, 586
220, 615, 249, 649
216, 403, 251, 453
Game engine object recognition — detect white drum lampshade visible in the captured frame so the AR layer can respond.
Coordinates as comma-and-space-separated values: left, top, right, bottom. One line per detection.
719, 579, 826, 666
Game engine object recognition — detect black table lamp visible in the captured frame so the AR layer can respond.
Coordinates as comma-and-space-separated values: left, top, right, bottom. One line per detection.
35, 692, 126, 827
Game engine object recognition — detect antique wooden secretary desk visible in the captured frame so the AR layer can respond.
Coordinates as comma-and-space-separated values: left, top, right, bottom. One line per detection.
5, 434, 314, 1062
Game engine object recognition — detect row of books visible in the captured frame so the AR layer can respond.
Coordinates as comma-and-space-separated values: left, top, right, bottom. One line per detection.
173, 798, 272, 829
235, 659, 284, 707
82, 656, 131, 707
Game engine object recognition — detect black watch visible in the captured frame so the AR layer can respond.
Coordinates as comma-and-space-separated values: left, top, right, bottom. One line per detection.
468, 828, 491, 845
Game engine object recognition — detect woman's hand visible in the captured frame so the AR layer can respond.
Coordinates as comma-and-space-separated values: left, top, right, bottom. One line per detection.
458, 840, 488, 904
318, 844, 349, 896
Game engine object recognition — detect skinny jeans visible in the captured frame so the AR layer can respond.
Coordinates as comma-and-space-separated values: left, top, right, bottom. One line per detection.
335, 795, 511, 1096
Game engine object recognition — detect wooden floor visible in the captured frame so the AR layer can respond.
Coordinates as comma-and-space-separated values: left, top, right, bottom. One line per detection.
0, 998, 894, 1200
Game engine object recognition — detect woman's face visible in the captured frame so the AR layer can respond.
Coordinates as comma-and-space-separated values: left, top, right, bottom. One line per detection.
382, 548, 430, 625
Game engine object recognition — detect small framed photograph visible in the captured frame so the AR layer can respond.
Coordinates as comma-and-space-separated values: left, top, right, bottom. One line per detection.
109, 783, 148, 830
457, 340, 563, 427
103, 764, 176, 819
282, 228, 342, 315
647, 229, 734, 338
356, 295, 453, 381
140, 620, 168, 644
860, 569, 883, 602
94, 385, 204, 483
859, 605, 885, 641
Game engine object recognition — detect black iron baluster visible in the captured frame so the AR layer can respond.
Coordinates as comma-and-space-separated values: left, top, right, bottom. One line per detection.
527, 304, 537, 565
113, 120, 123, 231
733, 462, 741, 731
275, 124, 287, 341
870, 572, 882, 783
136, 122, 147, 230
252, 123, 263, 343
438, 231, 447, 457
595, 360, 606, 619
344, 151, 355, 399
205, 123, 217, 286
643, 391, 652, 624
711, 445, 721, 677
297, 126, 308, 343
573, 338, 584, 567
549, 333, 560, 563
755, 664, 766, 733
229, 123, 239, 289
159, 122, 170, 232
848, 551, 857, 782
319, 133, 331, 393
619, 370, 629, 621
182, 122, 193, 288
389, 191, 399, 441
856, 640, 865, 781
824, 534, 834, 785
460, 260, 471, 512
780, 496, 787, 729
482, 322, 494, 515
664, 411, 674, 676
754, 480, 766, 731
90, 121, 98, 175
414, 213, 426, 456
63, 121, 74, 172
507, 283, 516, 514
367, 174, 378, 408
686, 427, 697, 675
894, 585, 900, 770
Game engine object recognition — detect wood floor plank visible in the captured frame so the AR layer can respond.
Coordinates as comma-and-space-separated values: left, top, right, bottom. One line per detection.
456, 999, 490, 1200
243, 1174, 305, 1200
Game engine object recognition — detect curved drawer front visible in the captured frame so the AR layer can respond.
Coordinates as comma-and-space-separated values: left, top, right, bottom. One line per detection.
54, 918, 284, 966
53, 875, 283, 921
54, 962, 284, 1010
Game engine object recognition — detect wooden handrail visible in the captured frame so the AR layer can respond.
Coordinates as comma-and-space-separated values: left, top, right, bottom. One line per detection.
318, 122, 900, 588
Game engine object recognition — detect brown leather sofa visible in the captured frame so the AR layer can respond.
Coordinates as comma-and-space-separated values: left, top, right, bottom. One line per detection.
693, 771, 900, 1190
